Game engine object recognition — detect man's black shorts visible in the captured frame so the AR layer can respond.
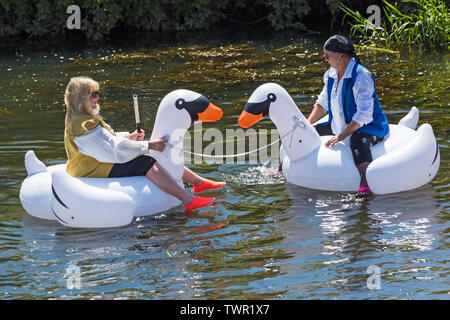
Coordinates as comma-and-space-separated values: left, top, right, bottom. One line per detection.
314, 123, 384, 166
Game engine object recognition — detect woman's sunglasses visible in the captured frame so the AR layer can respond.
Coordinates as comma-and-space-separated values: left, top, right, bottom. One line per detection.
90, 91, 99, 98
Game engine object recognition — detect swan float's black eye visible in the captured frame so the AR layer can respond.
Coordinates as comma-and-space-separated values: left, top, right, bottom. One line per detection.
243, 93, 277, 118
175, 98, 185, 110
267, 93, 276, 102
174, 95, 210, 123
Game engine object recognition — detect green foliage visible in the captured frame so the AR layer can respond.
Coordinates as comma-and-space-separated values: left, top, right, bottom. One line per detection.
0, 0, 343, 41
266, 0, 311, 31
341, 0, 450, 49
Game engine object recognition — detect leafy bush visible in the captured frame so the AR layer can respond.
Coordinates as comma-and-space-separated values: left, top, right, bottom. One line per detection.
0, 0, 344, 41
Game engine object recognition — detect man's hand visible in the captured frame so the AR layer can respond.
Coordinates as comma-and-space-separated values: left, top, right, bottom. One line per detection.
308, 104, 325, 124
324, 134, 343, 148
325, 121, 361, 148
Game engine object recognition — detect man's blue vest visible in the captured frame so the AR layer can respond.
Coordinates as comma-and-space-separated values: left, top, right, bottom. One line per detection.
318, 62, 389, 137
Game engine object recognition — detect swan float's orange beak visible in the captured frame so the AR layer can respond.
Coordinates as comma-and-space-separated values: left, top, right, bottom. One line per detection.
197, 102, 223, 122
238, 110, 263, 128
177, 94, 223, 124
238, 93, 274, 128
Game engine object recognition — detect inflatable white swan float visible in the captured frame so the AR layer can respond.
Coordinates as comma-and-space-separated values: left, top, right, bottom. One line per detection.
20, 90, 223, 228
238, 83, 440, 194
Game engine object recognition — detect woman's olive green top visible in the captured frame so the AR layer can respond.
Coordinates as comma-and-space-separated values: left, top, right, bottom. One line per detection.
64, 115, 115, 178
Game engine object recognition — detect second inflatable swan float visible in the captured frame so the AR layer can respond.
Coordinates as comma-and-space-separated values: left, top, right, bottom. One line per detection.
238, 83, 440, 194
20, 89, 223, 228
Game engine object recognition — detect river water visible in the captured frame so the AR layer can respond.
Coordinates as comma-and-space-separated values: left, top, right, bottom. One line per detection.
0, 36, 448, 299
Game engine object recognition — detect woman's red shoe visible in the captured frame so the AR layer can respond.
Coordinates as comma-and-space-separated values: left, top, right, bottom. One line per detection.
184, 196, 215, 211
193, 179, 226, 193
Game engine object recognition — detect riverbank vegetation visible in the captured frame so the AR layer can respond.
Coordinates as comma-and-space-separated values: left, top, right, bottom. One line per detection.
341, 0, 449, 50
0, 0, 370, 42
0, 0, 336, 41
1, 0, 448, 51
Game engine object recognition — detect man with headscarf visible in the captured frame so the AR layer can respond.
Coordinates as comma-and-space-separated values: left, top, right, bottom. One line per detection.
307, 35, 390, 198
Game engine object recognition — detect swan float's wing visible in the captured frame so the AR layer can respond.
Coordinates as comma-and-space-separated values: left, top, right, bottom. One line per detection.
398, 107, 419, 129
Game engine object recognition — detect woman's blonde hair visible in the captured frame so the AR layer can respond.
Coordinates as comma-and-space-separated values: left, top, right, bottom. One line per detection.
64, 76, 100, 128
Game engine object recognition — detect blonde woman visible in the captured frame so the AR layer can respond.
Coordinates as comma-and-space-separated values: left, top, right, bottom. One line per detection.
64, 76, 225, 211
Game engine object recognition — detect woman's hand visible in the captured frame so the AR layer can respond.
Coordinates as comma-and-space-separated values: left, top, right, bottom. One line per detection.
324, 134, 343, 148
130, 129, 145, 141
148, 138, 168, 152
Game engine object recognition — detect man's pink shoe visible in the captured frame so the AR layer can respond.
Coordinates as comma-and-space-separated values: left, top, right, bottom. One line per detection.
357, 186, 372, 198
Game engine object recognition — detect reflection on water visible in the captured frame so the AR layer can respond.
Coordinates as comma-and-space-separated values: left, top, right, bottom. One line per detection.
278, 184, 445, 299
0, 37, 448, 299
1, 162, 448, 299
